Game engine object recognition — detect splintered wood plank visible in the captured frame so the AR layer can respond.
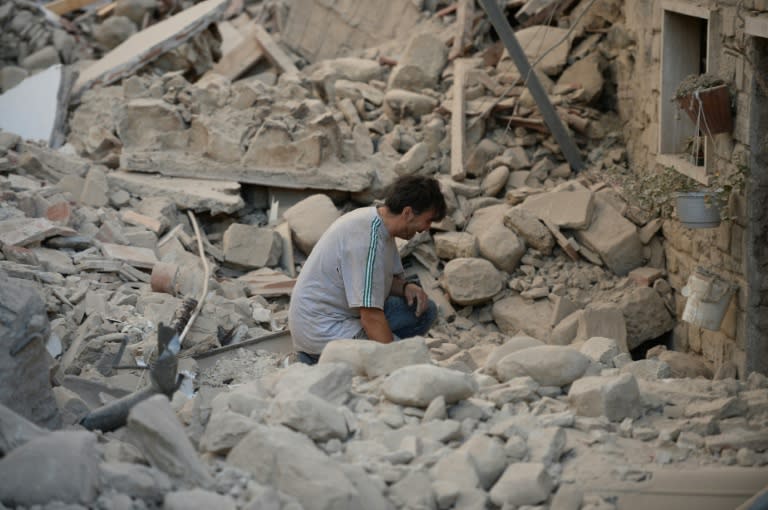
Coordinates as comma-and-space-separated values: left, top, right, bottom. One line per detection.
448, 0, 475, 60
45, 0, 100, 15
252, 24, 298, 74
543, 219, 579, 261
450, 58, 469, 181
208, 23, 265, 80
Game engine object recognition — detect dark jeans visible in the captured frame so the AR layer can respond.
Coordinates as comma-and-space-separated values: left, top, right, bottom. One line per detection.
297, 296, 437, 365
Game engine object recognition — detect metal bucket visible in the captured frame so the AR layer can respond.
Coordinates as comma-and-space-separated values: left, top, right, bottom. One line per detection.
675, 192, 721, 229
681, 268, 736, 331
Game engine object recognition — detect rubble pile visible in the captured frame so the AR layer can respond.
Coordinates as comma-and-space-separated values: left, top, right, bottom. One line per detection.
2, 0, 768, 508
0, 0, 83, 92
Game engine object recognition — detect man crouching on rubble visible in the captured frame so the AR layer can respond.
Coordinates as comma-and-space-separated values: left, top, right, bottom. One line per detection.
288, 175, 448, 365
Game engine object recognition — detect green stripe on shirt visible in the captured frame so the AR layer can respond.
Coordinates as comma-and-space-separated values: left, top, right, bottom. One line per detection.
363, 216, 381, 307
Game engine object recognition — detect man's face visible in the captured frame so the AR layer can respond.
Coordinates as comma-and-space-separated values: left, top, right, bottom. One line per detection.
399, 207, 436, 239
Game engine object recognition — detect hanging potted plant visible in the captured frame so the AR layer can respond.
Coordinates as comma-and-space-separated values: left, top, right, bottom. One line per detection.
607, 164, 746, 229
673, 73, 734, 135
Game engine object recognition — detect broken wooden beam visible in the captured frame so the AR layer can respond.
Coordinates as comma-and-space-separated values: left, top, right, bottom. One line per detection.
496, 114, 549, 133
543, 219, 579, 261
252, 24, 299, 75
450, 58, 469, 182
44, 0, 100, 15
477, 0, 585, 172
448, 0, 475, 60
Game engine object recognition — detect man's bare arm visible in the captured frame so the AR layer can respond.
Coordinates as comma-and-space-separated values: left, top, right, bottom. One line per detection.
359, 307, 394, 344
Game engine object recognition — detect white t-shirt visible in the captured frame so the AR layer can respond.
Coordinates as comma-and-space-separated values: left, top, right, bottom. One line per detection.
288, 206, 403, 355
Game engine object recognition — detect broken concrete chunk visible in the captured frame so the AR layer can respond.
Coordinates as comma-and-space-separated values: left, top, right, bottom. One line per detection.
116, 99, 186, 150
227, 424, 362, 510
556, 53, 604, 104
573, 194, 643, 276
576, 303, 628, 352
482, 165, 511, 196
319, 337, 431, 378
0, 217, 75, 247
99, 462, 173, 502
0, 430, 100, 507
164, 489, 237, 510
479, 223, 526, 273
108, 172, 243, 215
199, 410, 258, 455
619, 286, 675, 350
388, 33, 447, 91
94, 16, 138, 50
442, 257, 503, 306
521, 189, 595, 229
568, 373, 642, 422
0, 275, 60, 428
383, 89, 438, 121
496, 345, 590, 386
268, 392, 349, 442
270, 362, 353, 404
222, 224, 281, 269
621, 359, 672, 380
74, 0, 230, 97
127, 395, 213, 488
434, 231, 478, 260
580, 337, 621, 366
503, 207, 554, 255
382, 364, 478, 408
0, 404, 48, 456
483, 335, 545, 375
101, 242, 158, 269
498, 25, 572, 76
489, 462, 554, 507
282, 194, 340, 256
492, 295, 553, 341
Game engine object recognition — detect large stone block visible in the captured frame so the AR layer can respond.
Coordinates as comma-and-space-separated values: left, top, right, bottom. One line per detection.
282, 194, 340, 255
382, 364, 478, 408
495, 345, 590, 386
388, 33, 447, 91
0, 274, 59, 429
228, 424, 362, 510
521, 189, 595, 229
573, 194, 644, 275
489, 462, 554, 507
568, 373, 642, 421
434, 231, 478, 260
442, 257, 503, 305
0, 431, 100, 506
223, 224, 281, 269
127, 395, 213, 488
116, 98, 186, 150
492, 295, 554, 341
319, 337, 431, 377
503, 206, 554, 255
619, 287, 675, 350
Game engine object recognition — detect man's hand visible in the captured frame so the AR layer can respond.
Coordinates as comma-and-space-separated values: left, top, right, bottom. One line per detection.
404, 282, 429, 317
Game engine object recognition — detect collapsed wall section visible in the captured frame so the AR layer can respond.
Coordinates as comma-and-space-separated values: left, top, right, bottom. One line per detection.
278, 0, 425, 63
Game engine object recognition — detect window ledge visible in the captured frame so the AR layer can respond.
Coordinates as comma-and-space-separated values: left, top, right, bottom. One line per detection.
657, 154, 710, 185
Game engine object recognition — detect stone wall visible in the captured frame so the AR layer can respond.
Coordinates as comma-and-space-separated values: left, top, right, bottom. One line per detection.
617, 0, 768, 375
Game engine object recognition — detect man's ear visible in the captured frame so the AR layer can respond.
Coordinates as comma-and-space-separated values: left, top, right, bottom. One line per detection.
402, 206, 414, 219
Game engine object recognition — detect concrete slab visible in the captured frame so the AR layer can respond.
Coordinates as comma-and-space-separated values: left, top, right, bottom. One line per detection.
73, 0, 228, 99
583, 467, 768, 510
